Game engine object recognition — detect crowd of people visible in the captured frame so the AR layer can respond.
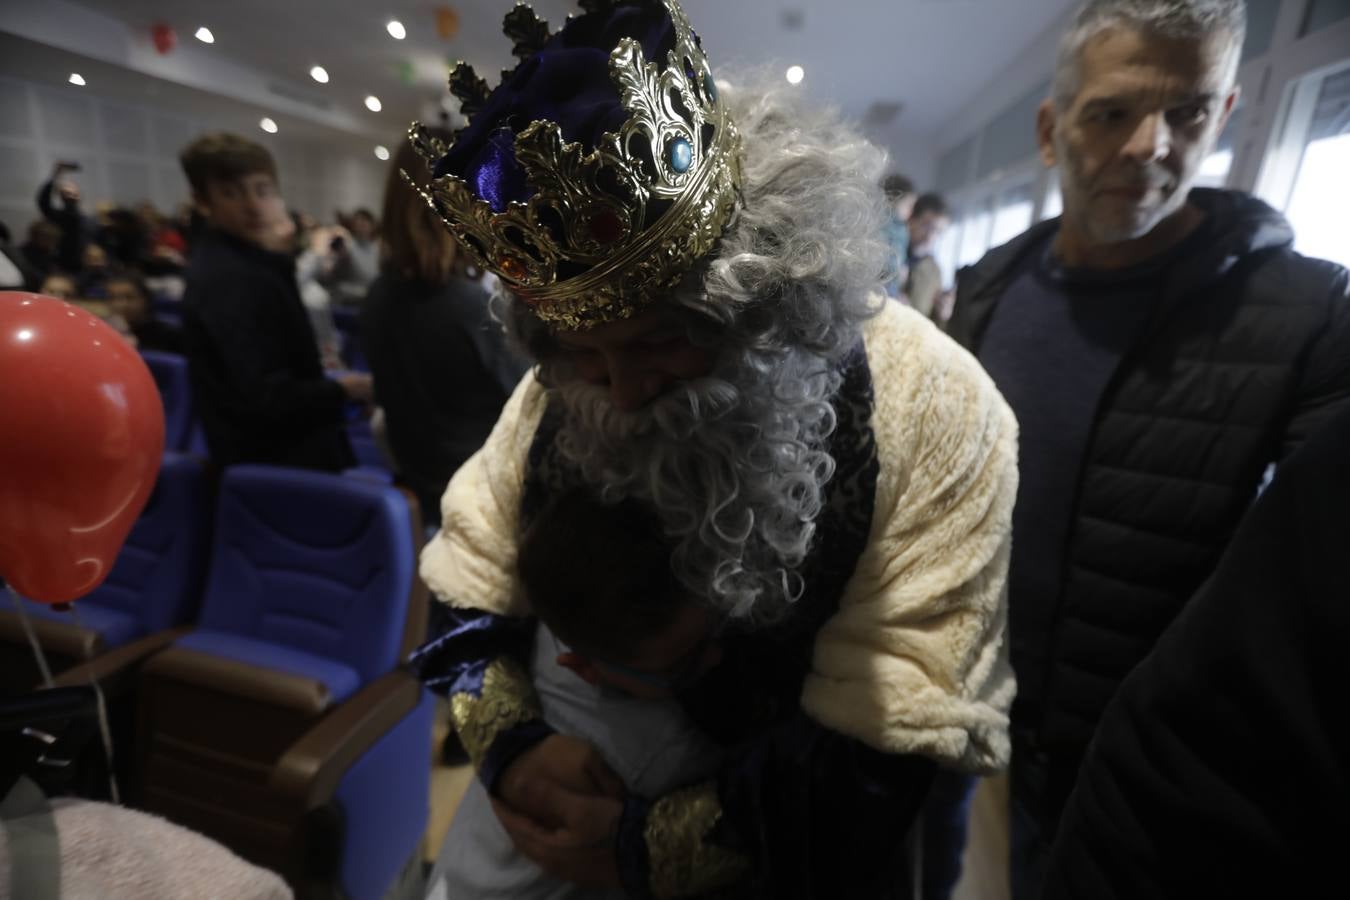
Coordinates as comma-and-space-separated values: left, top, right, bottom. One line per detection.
0, 163, 389, 358
0, 138, 522, 515
4, 0, 1347, 898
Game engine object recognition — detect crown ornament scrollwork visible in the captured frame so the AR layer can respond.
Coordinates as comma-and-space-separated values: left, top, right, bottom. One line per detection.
447, 63, 491, 119
503, 4, 551, 60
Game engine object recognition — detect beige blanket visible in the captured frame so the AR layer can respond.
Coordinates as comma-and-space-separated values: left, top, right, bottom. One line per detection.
1, 779, 291, 900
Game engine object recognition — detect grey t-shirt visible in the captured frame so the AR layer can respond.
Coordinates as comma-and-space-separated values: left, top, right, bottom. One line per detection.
429, 623, 724, 900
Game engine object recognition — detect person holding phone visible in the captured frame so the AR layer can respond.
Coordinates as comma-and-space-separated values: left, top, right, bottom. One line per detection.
35, 161, 91, 273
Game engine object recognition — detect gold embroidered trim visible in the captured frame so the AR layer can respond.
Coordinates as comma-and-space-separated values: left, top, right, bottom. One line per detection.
645, 781, 751, 898
449, 657, 543, 770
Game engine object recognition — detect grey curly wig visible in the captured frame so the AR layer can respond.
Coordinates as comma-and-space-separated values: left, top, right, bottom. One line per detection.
500, 71, 891, 622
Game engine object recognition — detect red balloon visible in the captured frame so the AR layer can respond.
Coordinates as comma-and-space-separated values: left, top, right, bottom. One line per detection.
151, 22, 176, 55
0, 293, 164, 604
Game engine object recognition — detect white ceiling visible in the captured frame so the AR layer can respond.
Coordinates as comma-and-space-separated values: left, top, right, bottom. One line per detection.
58, 0, 1078, 143
0, 32, 374, 148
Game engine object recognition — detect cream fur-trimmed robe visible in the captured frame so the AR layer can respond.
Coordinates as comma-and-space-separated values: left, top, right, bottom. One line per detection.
421, 301, 1019, 773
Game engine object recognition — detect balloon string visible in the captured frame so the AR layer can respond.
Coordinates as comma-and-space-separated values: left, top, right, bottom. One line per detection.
7, 585, 55, 688
68, 603, 121, 806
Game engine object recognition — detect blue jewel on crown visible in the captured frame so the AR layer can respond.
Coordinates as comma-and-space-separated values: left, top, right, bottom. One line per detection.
669, 137, 693, 173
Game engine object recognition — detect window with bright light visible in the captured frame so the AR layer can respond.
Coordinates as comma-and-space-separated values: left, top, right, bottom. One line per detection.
1195, 105, 1244, 188
1284, 64, 1350, 268
1041, 176, 1063, 221
990, 183, 1036, 248
935, 218, 961, 288
957, 201, 993, 269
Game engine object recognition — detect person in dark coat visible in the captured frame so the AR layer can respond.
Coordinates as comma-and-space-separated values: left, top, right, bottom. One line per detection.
178, 132, 370, 472
360, 128, 527, 526
942, 2, 1350, 897
18, 221, 62, 286
1043, 401, 1350, 900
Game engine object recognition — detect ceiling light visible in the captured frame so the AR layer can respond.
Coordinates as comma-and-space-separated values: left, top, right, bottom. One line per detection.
310, 66, 329, 84
387, 20, 406, 40
374, 145, 391, 161
786, 65, 804, 85
260, 117, 278, 134
195, 26, 214, 44
68, 73, 86, 86
365, 95, 382, 112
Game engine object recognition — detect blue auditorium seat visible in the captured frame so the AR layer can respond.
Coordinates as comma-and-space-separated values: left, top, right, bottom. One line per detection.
141, 351, 195, 453
151, 296, 181, 318
0, 453, 214, 687
136, 465, 431, 899
344, 414, 394, 481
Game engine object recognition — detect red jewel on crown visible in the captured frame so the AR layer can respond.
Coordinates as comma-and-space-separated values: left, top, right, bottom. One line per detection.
588, 208, 624, 245
498, 255, 527, 281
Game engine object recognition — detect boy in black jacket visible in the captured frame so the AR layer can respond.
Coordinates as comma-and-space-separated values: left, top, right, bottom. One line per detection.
179, 133, 369, 471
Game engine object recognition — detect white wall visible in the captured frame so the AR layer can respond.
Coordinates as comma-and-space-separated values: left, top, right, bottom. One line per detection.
932, 24, 1061, 169
873, 127, 937, 192
0, 74, 386, 240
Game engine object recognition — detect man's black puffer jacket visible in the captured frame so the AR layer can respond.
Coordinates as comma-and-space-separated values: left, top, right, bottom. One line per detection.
948, 188, 1350, 752
1043, 402, 1350, 900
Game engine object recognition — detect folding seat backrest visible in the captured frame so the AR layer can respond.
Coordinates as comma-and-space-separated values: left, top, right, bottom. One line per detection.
197, 466, 416, 684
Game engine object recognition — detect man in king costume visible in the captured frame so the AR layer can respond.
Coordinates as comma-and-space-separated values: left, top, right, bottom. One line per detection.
410, 1, 1020, 896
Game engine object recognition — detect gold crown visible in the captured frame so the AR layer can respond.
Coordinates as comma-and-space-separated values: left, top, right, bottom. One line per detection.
406, 0, 742, 330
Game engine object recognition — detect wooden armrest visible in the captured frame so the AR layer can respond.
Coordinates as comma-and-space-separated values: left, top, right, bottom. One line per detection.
50, 626, 193, 692
142, 644, 335, 716
0, 610, 101, 662
269, 670, 420, 808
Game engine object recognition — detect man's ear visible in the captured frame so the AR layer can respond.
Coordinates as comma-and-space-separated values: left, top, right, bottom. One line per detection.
1217, 84, 1241, 133
556, 652, 603, 686
1037, 99, 1059, 169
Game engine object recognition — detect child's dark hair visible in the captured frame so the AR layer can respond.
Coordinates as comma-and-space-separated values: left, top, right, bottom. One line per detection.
179, 132, 277, 196
519, 490, 686, 662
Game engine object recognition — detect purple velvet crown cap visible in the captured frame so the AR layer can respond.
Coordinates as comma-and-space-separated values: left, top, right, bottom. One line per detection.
435, 3, 677, 213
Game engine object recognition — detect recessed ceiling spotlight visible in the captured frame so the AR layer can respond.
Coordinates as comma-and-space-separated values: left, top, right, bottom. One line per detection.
310, 65, 329, 84
375, 145, 391, 161
786, 65, 805, 85
68, 73, 86, 86
365, 95, 382, 112
387, 20, 406, 40
195, 26, 214, 44
260, 117, 278, 134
